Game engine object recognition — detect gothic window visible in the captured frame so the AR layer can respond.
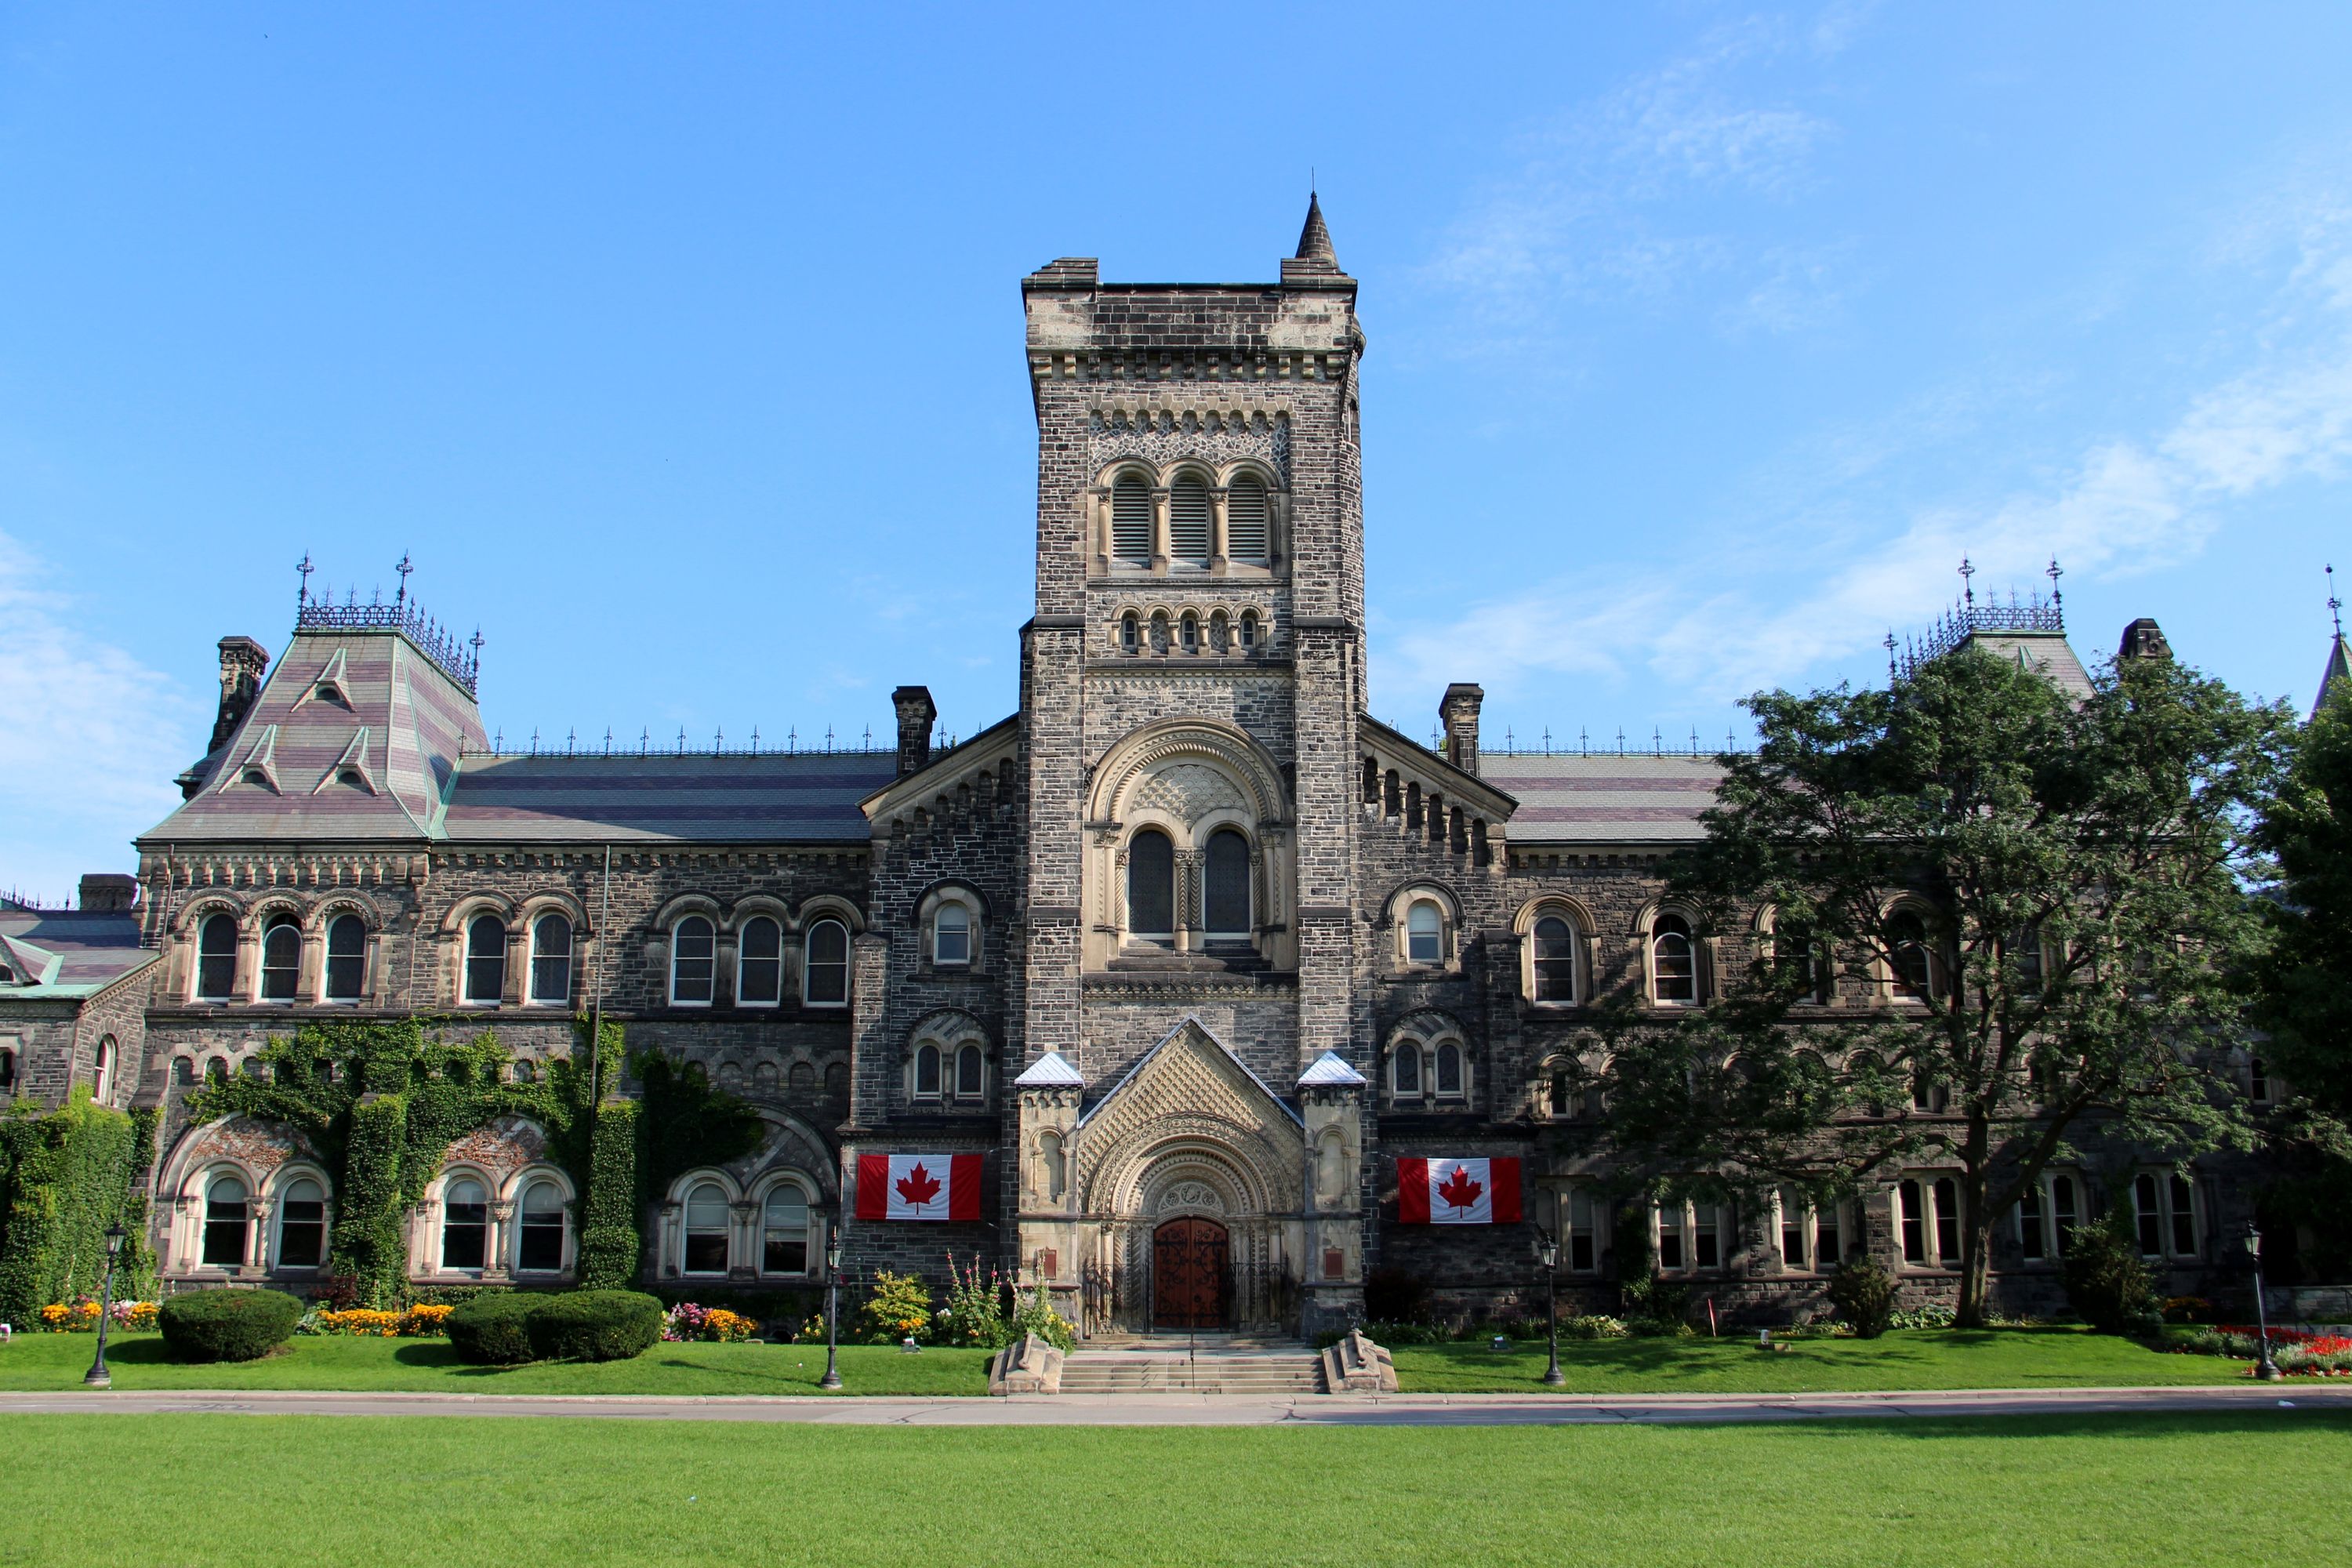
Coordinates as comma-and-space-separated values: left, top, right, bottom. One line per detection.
196, 913, 238, 1001
201, 1174, 249, 1267
955, 1044, 985, 1100
1119, 612, 1140, 653
1203, 829, 1250, 937
1532, 914, 1577, 1002
737, 916, 782, 1005
1226, 475, 1269, 563
325, 914, 366, 1001
1209, 610, 1229, 652
682, 1181, 730, 1274
1111, 477, 1152, 564
914, 1043, 942, 1099
1406, 900, 1442, 965
670, 916, 715, 1006
529, 913, 572, 1005
277, 1177, 326, 1269
441, 1178, 488, 1270
1887, 911, 1933, 1000
804, 918, 849, 1006
1651, 913, 1697, 1004
1392, 1045, 1422, 1099
1434, 1041, 1465, 1100
517, 1179, 566, 1272
2134, 1172, 2200, 1258
92, 1036, 116, 1103
762, 1184, 811, 1275
1149, 610, 1171, 652
464, 915, 506, 1006
259, 918, 300, 1001
1169, 477, 1210, 565
934, 904, 971, 967
2018, 1171, 2079, 1261
1127, 829, 1175, 938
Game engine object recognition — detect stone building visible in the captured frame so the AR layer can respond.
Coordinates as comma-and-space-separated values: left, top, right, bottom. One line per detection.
9, 200, 2290, 1331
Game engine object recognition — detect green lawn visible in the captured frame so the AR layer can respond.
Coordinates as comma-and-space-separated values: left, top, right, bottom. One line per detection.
1390, 1327, 2249, 1392
0, 1333, 993, 1396
1, 1411, 2343, 1566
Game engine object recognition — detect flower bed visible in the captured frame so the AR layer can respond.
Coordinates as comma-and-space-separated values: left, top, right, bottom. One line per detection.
2174, 1324, 2352, 1376
300, 1305, 454, 1338
663, 1303, 760, 1343
35, 1299, 157, 1332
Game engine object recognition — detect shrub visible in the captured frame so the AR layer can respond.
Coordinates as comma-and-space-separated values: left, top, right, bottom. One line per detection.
1827, 1257, 1898, 1338
1561, 1314, 1632, 1340
938, 1254, 1010, 1348
526, 1290, 664, 1362
1887, 1303, 1956, 1331
856, 1269, 935, 1345
2061, 1214, 2159, 1336
1622, 1275, 1689, 1323
1363, 1267, 1432, 1325
1626, 1316, 1697, 1338
158, 1289, 305, 1362
1007, 1279, 1076, 1353
446, 1292, 543, 1365
664, 1303, 760, 1343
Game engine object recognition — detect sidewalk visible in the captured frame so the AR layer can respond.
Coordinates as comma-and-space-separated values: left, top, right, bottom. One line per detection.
1, 1384, 2343, 1426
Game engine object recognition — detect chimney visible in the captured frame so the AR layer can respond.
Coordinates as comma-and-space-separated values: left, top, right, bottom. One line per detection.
78, 874, 137, 913
893, 685, 938, 777
2118, 618, 2172, 663
1440, 683, 1484, 775
209, 637, 271, 753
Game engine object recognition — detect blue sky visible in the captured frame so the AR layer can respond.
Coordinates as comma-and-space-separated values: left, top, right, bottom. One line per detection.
5, 3, 2351, 900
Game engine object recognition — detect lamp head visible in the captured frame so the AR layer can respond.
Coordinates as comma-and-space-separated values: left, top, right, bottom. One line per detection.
2245, 1220, 2261, 1258
1536, 1229, 1559, 1270
103, 1222, 126, 1260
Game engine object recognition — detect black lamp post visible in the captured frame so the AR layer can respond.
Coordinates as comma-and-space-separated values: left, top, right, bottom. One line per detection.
820, 1225, 844, 1391
83, 1222, 128, 1390
1536, 1229, 1564, 1388
2246, 1221, 2281, 1382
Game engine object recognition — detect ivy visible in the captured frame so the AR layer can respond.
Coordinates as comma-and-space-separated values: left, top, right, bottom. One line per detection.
0, 1091, 146, 1325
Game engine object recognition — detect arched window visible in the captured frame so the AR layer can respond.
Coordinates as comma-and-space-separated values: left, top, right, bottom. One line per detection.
1226, 475, 1269, 563
1169, 476, 1210, 565
0, 1049, 18, 1091
201, 1174, 249, 1267
914, 1043, 942, 1099
934, 904, 971, 967
1548, 1069, 1572, 1116
682, 1181, 730, 1274
205, 1056, 229, 1086
1773, 920, 1820, 1000
670, 916, 715, 1005
1435, 1041, 1465, 1099
739, 916, 782, 1005
1118, 611, 1141, 652
1532, 915, 1577, 1002
1406, 900, 1443, 965
955, 1044, 985, 1099
1179, 611, 1201, 652
196, 913, 238, 1000
1393, 1045, 1423, 1099
530, 914, 572, 1005
804, 918, 849, 1006
464, 915, 506, 1005
763, 1185, 811, 1275
1238, 610, 1260, 650
1111, 476, 1152, 563
1127, 829, 1174, 939
511, 1059, 539, 1084
516, 1179, 566, 1272
325, 913, 366, 1001
258, 917, 300, 1001
1203, 829, 1250, 938
278, 1177, 325, 1269
92, 1036, 116, 1102
2019, 1171, 2081, 1261
1652, 913, 1697, 1004
169, 1055, 193, 1087
441, 1178, 488, 1270
1149, 610, 1171, 652
1888, 912, 1932, 1000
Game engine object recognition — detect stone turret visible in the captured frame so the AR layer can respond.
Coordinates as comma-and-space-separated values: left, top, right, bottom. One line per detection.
208, 637, 270, 753
1440, 683, 1484, 776
893, 685, 938, 776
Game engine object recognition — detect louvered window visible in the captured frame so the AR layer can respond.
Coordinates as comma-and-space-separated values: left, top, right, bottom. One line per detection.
1168, 477, 1210, 564
1111, 477, 1152, 563
1226, 476, 1269, 562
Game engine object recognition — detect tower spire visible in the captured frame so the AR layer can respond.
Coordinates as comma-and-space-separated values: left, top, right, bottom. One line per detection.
1295, 191, 1337, 267
2318, 564, 2351, 720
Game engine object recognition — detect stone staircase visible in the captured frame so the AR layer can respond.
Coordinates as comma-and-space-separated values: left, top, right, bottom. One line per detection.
1053, 1338, 1328, 1395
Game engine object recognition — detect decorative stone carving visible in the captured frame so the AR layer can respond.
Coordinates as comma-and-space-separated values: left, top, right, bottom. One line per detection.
1132, 764, 1247, 823
1157, 1179, 1225, 1215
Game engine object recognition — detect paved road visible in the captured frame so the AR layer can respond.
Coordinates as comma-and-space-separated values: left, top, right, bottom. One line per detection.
1, 1385, 2344, 1426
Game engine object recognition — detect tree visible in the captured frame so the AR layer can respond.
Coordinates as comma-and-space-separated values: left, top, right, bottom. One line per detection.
1598, 644, 2293, 1327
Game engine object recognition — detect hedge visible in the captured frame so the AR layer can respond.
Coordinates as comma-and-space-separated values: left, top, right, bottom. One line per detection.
160, 1289, 305, 1362
0, 1091, 150, 1326
445, 1292, 543, 1365
525, 1290, 664, 1362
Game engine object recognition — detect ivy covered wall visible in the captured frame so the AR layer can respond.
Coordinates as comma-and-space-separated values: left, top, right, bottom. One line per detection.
0, 1091, 157, 1323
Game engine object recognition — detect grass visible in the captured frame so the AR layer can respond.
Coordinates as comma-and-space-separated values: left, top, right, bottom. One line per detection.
0, 1410, 2344, 1566
1390, 1326, 2250, 1393
0, 1333, 993, 1396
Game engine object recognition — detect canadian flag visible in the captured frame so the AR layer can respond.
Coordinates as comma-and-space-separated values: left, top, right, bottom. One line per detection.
1396, 1157, 1522, 1225
855, 1153, 982, 1221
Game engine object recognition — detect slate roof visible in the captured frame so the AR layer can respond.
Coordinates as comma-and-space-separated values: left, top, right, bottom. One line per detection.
1476, 753, 1726, 844
441, 753, 898, 844
0, 906, 156, 1000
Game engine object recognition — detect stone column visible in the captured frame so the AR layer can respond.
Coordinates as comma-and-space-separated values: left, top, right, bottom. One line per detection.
483, 1200, 515, 1281
245, 1198, 274, 1273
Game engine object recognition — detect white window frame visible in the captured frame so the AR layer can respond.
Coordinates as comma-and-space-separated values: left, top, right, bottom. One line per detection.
274, 1173, 330, 1272
1432, 1040, 1468, 1102
912, 1041, 944, 1102
2132, 1171, 2201, 1260
758, 1179, 815, 1278
1774, 1188, 1849, 1273
953, 1042, 987, 1102
194, 911, 239, 1002
1391, 1044, 1424, 1101
737, 914, 784, 1008
932, 902, 975, 968
2015, 1169, 2082, 1263
681, 1180, 731, 1276
1650, 912, 1699, 1006
528, 912, 573, 1007
440, 1174, 491, 1273
1559, 1187, 1606, 1274
1526, 910, 1581, 1005
802, 916, 851, 1007
513, 1175, 570, 1276
323, 913, 368, 1004
1654, 1196, 1729, 1273
1896, 1174, 1965, 1269
462, 913, 506, 1008
670, 915, 716, 1007
259, 916, 302, 1004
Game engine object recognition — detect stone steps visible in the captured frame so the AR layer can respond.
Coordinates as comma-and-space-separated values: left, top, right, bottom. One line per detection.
1054, 1352, 1327, 1395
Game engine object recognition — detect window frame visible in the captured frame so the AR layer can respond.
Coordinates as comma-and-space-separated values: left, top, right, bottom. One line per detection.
1650, 913, 1699, 1006
1774, 1188, 1847, 1274
1225, 474, 1271, 564
933, 902, 974, 969
514, 1176, 569, 1275
194, 912, 238, 1002
440, 1175, 490, 1272
92, 1035, 117, 1103
1896, 1174, 1965, 1269
274, 1174, 328, 1271
324, 913, 368, 1003
1391, 1044, 1424, 1101
1202, 828, 1252, 939
1560, 1187, 1606, 1274
1406, 900, 1443, 966
1109, 474, 1153, 564
803, 916, 851, 1007
735, 914, 784, 1007
1529, 912, 1580, 1004
669, 914, 716, 1007
524, 912, 572, 1007
759, 1180, 814, 1277
462, 913, 507, 1007
1654, 1196, 1730, 1274
259, 916, 302, 1004
953, 1042, 986, 1102
681, 1180, 732, 1276
200, 1171, 250, 1269
1126, 828, 1177, 941
2016, 1169, 2082, 1263
2133, 1171, 2201, 1260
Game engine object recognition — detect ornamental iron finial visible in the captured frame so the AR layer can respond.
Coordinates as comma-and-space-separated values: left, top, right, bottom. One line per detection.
2330, 564, 2343, 638
394, 552, 413, 609
1959, 557, 1975, 608
296, 553, 314, 608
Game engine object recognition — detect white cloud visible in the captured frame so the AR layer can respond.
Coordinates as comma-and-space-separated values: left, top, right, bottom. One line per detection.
0, 531, 200, 900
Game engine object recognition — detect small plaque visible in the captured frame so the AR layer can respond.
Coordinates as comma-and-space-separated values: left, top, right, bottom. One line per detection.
1323, 1248, 1345, 1280
1039, 1248, 1059, 1278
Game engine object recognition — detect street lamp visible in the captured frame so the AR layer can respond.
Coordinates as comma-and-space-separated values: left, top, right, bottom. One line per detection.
1536, 1229, 1564, 1388
83, 1223, 127, 1390
2246, 1222, 2281, 1382
820, 1226, 844, 1391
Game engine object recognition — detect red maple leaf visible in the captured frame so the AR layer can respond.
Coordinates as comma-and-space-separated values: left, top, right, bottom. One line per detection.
1436, 1165, 1483, 1214
895, 1163, 943, 1210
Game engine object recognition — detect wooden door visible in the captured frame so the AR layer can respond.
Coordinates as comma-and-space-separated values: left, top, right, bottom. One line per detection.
1152, 1217, 1229, 1330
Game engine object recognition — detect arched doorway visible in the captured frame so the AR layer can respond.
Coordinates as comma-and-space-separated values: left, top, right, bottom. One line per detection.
1152, 1217, 1229, 1330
